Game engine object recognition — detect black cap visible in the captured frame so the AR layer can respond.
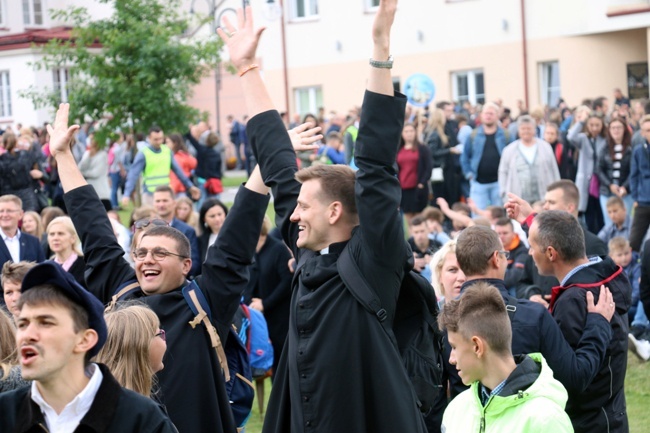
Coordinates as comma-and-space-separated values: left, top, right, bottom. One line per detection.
22, 262, 107, 357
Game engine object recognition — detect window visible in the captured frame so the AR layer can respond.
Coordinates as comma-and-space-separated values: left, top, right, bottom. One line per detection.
294, 86, 323, 118
292, 0, 318, 19
52, 68, 70, 103
365, 0, 380, 10
0, 0, 5, 27
22, 0, 44, 26
451, 69, 484, 105
539, 61, 561, 107
0, 71, 11, 118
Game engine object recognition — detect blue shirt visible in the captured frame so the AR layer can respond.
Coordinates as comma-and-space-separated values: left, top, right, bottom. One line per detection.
560, 256, 603, 286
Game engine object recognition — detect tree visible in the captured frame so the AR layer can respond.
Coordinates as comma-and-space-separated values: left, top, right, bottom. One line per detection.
21, 0, 221, 144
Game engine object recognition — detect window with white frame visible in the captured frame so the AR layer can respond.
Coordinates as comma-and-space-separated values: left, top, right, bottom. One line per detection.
294, 86, 323, 118
539, 61, 561, 107
23, 0, 44, 26
452, 69, 484, 105
0, 71, 11, 118
0, 0, 6, 27
53, 68, 70, 103
292, 0, 318, 19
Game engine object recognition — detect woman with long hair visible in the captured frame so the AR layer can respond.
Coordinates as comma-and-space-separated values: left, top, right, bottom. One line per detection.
21, 211, 44, 240
167, 133, 197, 197
47, 216, 86, 288
397, 123, 432, 223
0, 133, 42, 211
197, 199, 229, 273
425, 108, 461, 206
0, 308, 28, 393
596, 117, 634, 225
568, 109, 608, 233
175, 196, 201, 235
94, 303, 167, 397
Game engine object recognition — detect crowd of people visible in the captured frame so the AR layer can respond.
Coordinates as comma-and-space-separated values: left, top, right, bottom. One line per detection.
0, 1, 644, 433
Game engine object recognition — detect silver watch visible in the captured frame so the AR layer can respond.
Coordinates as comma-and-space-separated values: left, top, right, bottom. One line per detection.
369, 55, 394, 69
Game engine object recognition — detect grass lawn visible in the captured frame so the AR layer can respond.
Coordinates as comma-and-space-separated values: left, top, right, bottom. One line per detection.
243, 356, 650, 433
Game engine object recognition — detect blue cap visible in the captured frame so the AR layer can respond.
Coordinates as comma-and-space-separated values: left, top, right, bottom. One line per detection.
22, 262, 107, 357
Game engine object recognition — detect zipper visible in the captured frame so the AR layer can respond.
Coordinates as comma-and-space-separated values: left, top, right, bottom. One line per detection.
607, 355, 613, 398
38, 422, 49, 432
601, 407, 610, 433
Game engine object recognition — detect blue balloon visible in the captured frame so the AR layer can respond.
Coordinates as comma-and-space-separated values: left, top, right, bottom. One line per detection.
404, 74, 436, 107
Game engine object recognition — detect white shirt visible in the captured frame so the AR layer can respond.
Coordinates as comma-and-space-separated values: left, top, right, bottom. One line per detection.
31, 364, 104, 433
2, 229, 21, 263
518, 142, 538, 165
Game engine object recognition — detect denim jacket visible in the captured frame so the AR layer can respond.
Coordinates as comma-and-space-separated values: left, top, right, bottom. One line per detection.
460, 126, 509, 180
630, 142, 650, 205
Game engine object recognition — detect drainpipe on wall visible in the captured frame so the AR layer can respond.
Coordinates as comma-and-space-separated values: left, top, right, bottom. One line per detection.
279, 0, 291, 117
520, 0, 530, 109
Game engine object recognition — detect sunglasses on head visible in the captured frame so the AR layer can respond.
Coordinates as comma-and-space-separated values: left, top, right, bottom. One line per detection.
131, 218, 169, 233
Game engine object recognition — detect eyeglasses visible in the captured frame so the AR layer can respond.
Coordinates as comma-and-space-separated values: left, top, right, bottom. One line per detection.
0, 209, 20, 214
132, 247, 188, 261
155, 329, 166, 342
131, 218, 169, 233
497, 250, 510, 259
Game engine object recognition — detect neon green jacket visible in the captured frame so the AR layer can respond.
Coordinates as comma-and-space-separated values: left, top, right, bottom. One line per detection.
442, 353, 574, 433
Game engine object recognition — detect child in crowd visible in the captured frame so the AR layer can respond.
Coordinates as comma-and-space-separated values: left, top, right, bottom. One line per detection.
438, 281, 573, 432
1, 261, 36, 320
609, 236, 650, 361
598, 196, 631, 244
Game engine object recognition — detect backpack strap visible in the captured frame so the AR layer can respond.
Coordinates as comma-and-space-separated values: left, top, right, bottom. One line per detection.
337, 243, 397, 348
504, 294, 517, 321
182, 281, 230, 382
105, 281, 140, 313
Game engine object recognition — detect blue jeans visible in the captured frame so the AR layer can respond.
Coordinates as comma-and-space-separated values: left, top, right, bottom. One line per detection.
632, 301, 650, 329
109, 171, 122, 209
470, 180, 501, 210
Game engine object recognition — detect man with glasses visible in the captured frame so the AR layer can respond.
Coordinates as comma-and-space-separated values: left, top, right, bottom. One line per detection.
446, 225, 616, 413
45, 103, 271, 433
0, 195, 44, 273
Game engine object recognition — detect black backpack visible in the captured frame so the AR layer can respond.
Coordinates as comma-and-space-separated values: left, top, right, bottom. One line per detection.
336, 244, 445, 416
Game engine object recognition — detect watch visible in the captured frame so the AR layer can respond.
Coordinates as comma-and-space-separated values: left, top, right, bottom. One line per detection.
369, 55, 394, 69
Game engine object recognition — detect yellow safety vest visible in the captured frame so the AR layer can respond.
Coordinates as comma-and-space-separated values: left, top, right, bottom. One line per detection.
141, 146, 172, 194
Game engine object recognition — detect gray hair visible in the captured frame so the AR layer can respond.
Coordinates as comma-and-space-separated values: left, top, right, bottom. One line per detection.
517, 114, 537, 129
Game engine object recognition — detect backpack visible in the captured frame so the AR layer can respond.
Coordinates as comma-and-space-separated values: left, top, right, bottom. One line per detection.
235, 303, 274, 378
107, 279, 255, 429
336, 245, 445, 417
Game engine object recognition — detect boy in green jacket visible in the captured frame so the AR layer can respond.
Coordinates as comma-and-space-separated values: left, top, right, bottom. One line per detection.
439, 281, 573, 433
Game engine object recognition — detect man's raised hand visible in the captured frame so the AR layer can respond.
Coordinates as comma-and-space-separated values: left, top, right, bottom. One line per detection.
216, 6, 265, 72
47, 103, 79, 158
288, 122, 322, 153
372, 0, 398, 46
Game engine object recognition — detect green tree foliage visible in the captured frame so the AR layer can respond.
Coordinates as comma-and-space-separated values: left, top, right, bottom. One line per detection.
21, 0, 221, 145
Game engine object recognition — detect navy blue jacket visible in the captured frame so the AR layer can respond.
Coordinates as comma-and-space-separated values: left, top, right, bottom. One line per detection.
446, 278, 612, 400
0, 230, 45, 267
550, 257, 631, 433
629, 142, 650, 205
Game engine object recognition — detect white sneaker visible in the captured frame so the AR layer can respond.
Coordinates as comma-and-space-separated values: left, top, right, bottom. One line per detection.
628, 333, 650, 362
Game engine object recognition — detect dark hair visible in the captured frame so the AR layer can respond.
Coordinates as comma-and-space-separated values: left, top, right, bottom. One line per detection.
2, 261, 36, 286
154, 185, 175, 197
546, 180, 580, 209
421, 206, 444, 224
533, 210, 585, 262
585, 115, 606, 138
494, 217, 513, 229
456, 226, 502, 276
410, 215, 426, 227
140, 225, 191, 259
437, 281, 512, 355
606, 118, 632, 159
199, 199, 229, 231
399, 122, 422, 148
486, 206, 506, 220
167, 133, 187, 153
592, 97, 607, 111
2, 132, 16, 153
294, 165, 358, 225
18, 284, 89, 335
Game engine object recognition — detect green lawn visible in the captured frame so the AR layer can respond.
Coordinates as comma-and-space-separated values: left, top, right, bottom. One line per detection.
243, 357, 650, 433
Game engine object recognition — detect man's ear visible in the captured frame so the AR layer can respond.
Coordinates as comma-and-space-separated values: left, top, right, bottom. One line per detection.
328, 201, 344, 225
472, 335, 486, 359
181, 258, 192, 276
547, 246, 558, 262
75, 329, 99, 355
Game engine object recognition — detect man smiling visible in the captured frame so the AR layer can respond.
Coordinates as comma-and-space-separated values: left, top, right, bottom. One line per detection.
0, 262, 175, 432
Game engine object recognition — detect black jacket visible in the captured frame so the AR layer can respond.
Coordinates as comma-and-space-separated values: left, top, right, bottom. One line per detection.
550, 257, 631, 433
252, 91, 427, 433
595, 144, 632, 195
184, 132, 223, 180
640, 239, 650, 319
0, 364, 176, 433
64, 184, 268, 433
446, 278, 612, 400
